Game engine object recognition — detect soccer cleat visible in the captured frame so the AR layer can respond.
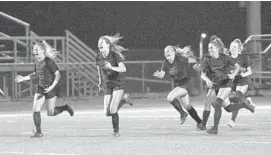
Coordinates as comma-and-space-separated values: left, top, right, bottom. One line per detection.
228, 120, 235, 128
123, 93, 133, 106
207, 126, 218, 134
66, 103, 74, 116
243, 97, 255, 113
199, 126, 207, 131
113, 131, 120, 137
196, 123, 202, 130
180, 112, 188, 125
30, 132, 43, 138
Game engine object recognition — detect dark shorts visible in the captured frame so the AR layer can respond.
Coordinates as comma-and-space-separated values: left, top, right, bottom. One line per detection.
213, 79, 233, 91
232, 76, 249, 91
36, 86, 60, 99
174, 78, 189, 90
103, 80, 125, 95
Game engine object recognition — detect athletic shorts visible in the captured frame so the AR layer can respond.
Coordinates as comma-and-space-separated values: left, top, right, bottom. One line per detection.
232, 76, 249, 91
174, 78, 189, 90
36, 86, 60, 99
213, 79, 233, 92
103, 80, 125, 95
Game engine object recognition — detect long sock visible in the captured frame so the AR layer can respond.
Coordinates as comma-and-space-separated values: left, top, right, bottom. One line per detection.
230, 91, 246, 104
117, 99, 126, 111
213, 98, 223, 128
187, 106, 202, 124
53, 105, 67, 116
33, 112, 41, 133
170, 99, 186, 116
224, 103, 244, 112
112, 113, 119, 132
231, 111, 239, 122
202, 110, 210, 127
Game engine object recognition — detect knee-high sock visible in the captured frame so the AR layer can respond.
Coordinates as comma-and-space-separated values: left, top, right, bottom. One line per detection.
117, 99, 126, 111
112, 113, 119, 132
213, 98, 223, 128
187, 106, 202, 124
53, 105, 68, 116
170, 99, 186, 116
33, 112, 41, 133
202, 110, 210, 127
231, 111, 239, 122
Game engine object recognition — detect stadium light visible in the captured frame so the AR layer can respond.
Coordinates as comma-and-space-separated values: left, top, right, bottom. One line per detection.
201, 33, 207, 39
199, 33, 207, 93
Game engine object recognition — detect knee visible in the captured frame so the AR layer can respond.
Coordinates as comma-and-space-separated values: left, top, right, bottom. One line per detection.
47, 109, 54, 116
224, 106, 230, 112
214, 98, 223, 110
166, 94, 175, 103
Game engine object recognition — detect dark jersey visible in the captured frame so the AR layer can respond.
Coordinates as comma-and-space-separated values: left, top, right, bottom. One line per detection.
229, 54, 251, 71
202, 53, 236, 83
95, 51, 124, 83
162, 54, 189, 84
34, 57, 59, 88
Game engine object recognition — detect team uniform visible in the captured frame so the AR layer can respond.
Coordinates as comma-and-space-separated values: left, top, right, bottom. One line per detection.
162, 54, 202, 127
162, 54, 190, 90
202, 53, 236, 91
96, 52, 125, 95
35, 57, 60, 98
230, 55, 251, 91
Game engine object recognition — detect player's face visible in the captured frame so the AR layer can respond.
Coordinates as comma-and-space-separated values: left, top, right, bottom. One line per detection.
164, 46, 175, 61
98, 38, 110, 58
230, 42, 240, 58
208, 43, 219, 58
33, 45, 45, 62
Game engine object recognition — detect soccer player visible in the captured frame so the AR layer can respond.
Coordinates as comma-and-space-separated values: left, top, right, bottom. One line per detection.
227, 39, 253, 128
201, 37, 255, 134
95, 34, 132, 137
153, 45, 202, 129
15, 41, 74, 138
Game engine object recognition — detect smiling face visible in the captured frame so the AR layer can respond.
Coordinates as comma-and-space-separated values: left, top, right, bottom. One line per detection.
33, 44, 46, 62
164, 46, 175, 62
208, 43, 219, 58
230, 41, 241, 58
98, 38, 110, 58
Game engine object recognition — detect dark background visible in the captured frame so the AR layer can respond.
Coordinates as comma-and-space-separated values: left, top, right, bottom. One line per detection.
1, 1, 270, 57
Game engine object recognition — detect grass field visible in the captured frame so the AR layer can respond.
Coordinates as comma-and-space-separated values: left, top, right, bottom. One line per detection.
0, 96, 270, 155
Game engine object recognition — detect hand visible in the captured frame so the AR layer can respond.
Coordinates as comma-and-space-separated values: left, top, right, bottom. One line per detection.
206, 80, 215, 89
15, 75, 25, 83
193, 63, 201, 72
153, 70, 165, 79
240, 67, 247, 73
227, 73, 236, 80
240, 72, 245, 77
104, 61, 112, 70
44, 85, 54, 93
98, 83, 103, 92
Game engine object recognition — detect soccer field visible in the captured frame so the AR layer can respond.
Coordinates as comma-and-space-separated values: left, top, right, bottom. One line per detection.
0, 97, 270, 155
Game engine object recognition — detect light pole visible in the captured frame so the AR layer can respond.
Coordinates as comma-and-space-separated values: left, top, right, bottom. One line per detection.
199, 33, 207, 93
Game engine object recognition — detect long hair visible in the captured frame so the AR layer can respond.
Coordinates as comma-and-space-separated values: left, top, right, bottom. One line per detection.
34, 41, 58, 59
231, 38, 243, 54
210, 37, 225, 54
99, 33, 127, 60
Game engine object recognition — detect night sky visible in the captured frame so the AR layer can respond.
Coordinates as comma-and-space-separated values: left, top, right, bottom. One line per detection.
0, 1, 270, 55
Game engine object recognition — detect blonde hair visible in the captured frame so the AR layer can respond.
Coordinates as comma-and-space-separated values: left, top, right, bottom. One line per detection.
99, 33, 127, 60
231, 38, 243, 54
165, 45, 193, 58
34, 41, 58, 59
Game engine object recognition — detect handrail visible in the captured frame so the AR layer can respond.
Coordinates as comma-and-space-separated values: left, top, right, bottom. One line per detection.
243, 34, 271, 45
65, 30, 97, 56
0, 32, 27, 47
0, 11, 30, 27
